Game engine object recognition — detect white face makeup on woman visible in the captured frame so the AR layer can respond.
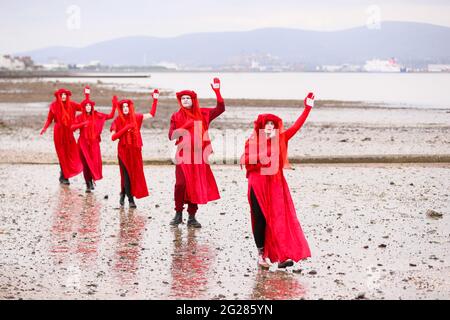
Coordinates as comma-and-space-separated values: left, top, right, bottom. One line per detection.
181, 95, 193, 109
61, 93, 67, 102
122, 103, 130, 115
85, 103, 92, 113
264, 120, 275, 137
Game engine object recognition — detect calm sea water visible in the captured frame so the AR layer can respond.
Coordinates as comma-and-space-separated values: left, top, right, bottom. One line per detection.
47, 72, 450, 108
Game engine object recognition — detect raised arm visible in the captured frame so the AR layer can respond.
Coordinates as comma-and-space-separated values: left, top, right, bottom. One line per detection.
283, 92, 314, 141
208, 78, 225, 122
103, 96, 118, 120
143, 89, 159, 121
40, 108, 54, 135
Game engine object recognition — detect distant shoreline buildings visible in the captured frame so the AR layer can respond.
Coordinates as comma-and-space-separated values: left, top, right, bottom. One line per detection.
1, 54, 450, 74
0, 55, 36, 71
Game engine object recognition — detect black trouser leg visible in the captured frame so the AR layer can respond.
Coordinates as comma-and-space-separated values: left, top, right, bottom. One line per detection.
250, 188, 266, 249
80, 152, 92, 184
119, 159, 133, 201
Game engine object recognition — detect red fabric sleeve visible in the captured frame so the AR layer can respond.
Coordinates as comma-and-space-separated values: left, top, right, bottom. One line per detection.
207, 100, 225, 124
168, 115, 176, 140
104, 104, 116, 120
169, 118, 194, 141
149, 99, 158, 117
71, 120, 87, 132
110, 119, 117, 132
111, 124, 132, 141
71, 101, 82, 112
41, 109, 54, 133
283, 106, 312, 141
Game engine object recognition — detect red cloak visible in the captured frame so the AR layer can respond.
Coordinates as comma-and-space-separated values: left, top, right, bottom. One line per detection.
73, 98, 115, 181
241, 106, 312, 263
110, 100, 149, 199
168, 90, 224, 205
42, 88, 83, 179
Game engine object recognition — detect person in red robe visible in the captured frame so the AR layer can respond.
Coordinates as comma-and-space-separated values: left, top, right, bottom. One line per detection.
168, 78, 225, 228
240, 92, 315, 269
40, 88, 83, 185
71, 86, 116, 193
110, 89, 159, 208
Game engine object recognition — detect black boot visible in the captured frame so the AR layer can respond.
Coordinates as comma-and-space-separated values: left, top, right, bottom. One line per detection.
187, 214, 202, 228
119, 193, 125, 206
59, 172, 70, 185
85, 180, 94, 193
129, 197, 137, 209
257, 247, 270, 269
278, 259, 294, 269
170, 211, 183, 226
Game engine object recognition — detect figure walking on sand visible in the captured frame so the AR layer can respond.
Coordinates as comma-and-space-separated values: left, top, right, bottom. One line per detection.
40, 88, 83, 185
71, 86, 117, 193
168, 78, 225, 228
110, 89, 159, 208
240, 92, 315, 269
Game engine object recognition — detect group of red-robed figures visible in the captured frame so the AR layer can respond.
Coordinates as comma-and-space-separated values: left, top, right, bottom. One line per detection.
40, 78, 315, 268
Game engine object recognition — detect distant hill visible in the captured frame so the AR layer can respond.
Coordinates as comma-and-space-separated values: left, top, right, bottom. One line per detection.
18, 21, 450, 68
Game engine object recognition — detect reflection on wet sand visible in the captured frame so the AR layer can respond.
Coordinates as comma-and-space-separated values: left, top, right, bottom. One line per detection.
49, 186, 102, 293
50, 186, 79, 261
113, 208, 146, 285
50, 186, 101, 267
251, 269, 307, 300
170, 227, 214, 299
76, 194, 101, 266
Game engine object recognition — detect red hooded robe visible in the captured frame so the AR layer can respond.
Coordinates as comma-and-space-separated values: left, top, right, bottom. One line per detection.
42, 88, 83, 178
240, 106, 312, 263
168, 90, 224, 205
110, 100, 149, 199
72, 96, 115, 181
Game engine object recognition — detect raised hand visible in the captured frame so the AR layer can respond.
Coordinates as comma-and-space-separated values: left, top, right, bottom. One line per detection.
152, 89, 160, 100
211, 78, 221, 92
304, 92, 315, 108
84, 86, 91, 99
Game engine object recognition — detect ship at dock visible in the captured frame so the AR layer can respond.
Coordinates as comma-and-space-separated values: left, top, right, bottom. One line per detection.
363, 58, 405, 73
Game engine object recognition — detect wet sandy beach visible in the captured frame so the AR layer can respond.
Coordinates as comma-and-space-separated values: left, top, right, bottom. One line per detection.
0, 164, 449, 300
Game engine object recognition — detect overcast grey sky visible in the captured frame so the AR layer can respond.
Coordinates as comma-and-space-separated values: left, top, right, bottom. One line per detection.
1, 0, 449, 53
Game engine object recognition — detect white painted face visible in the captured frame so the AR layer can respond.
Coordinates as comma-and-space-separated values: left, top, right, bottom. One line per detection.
264, 120, 275, 136
122, 103, 129, 115
181, 95, 193, 109
61, 93, 67, 102
85, 103, 92, 113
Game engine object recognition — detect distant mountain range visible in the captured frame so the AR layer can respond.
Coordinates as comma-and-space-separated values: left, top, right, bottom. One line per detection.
17, 22, 450, 68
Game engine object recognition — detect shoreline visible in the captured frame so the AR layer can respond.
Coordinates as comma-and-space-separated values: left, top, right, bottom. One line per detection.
1, 70, 448, 78
2, 78, 449, 110
2, 155, 450, 166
